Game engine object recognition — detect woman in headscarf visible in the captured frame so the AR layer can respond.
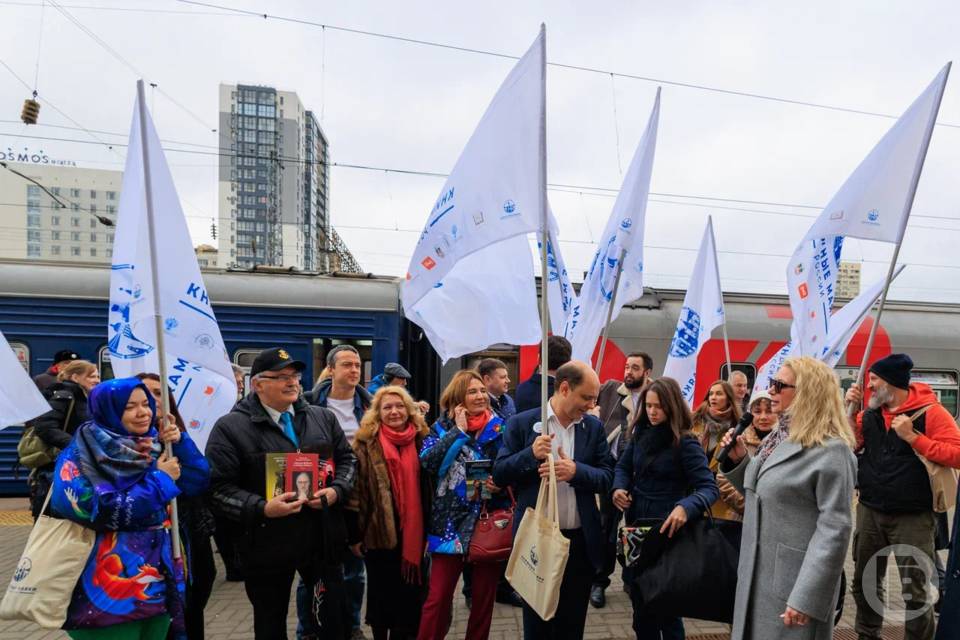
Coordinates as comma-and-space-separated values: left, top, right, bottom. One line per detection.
49, 377, 210, 639
691, 380, 741, 519
346, 386, 431, 640
137, 373, 216, 640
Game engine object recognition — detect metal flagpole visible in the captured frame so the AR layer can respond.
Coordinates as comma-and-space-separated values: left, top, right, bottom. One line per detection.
846, 62, 951, 417
595, 247, 626, 375
708, 216, 733, 376
137, 79, 181, 559
538, 24, 549, 437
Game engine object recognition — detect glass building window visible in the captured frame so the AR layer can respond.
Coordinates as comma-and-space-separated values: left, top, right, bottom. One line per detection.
71, 218, 80, 227
27, 185, 40, 197
106, 206, 115, 214
27, 214, 40, 227
50, 245, 60, 256
71, 232, 80, 241
90, 218, 97, 229
90, 248, 97, 257
51, 216, 60, 226
90, 190, 97, 199
51, 187, 60, 196
71, 203, 80, 211
27, 244, 41, 257
27, 200, 41, 213
90, 233, 97, 242
107, 191, 116, 200
27, 230, 41, 242
70, 188, 80, 197
51, 231, 60, 240
70, 246, 80, 256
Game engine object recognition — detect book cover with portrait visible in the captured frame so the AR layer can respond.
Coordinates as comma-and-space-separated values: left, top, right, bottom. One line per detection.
265, 452, 288, 498
285, 452, 320, 501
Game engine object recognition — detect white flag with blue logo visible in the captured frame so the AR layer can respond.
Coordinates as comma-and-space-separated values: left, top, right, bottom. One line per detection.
108, 87, 236, 449
566, 88, 659, 361
662, 217, 725, 405
0, 330, 50, 428
754, 265, 907, 396
401, 29, 545, 361
787, 65, 949, 356
539, 206, 578, 335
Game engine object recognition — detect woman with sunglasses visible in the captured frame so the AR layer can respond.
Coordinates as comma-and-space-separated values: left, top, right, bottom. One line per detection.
718, 357, 857, 640
691, 380, 742, 520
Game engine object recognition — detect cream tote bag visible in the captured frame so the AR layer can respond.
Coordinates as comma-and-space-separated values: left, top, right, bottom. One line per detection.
0, 490, 96, 628
506, 453, 570, 621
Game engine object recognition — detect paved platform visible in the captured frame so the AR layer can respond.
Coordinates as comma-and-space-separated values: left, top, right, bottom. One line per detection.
0, 518, 932, 638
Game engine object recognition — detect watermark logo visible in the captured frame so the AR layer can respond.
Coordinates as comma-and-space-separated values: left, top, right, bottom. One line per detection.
862, 544, 938, 621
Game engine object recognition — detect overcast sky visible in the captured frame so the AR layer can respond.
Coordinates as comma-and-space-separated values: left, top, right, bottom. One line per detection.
2, 0, 959, 303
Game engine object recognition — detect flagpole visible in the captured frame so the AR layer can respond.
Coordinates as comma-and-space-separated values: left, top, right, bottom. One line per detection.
707, 216, 733, 375
595, 247, 626, 375
537, 24, 550, 436
846, 62, 951, 417
137, 79, 182, 559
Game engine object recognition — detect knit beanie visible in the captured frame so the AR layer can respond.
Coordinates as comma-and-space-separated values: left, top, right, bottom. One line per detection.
869, 353, 913, 390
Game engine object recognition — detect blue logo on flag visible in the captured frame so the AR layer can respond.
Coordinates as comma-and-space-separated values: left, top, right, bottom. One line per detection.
865, 209, 880, 225
668, 306, 701, 358
501, 200, 519, 218
620, 218, 632, 231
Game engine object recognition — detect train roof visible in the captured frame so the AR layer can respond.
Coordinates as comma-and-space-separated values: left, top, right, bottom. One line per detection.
0, 259, 401, 312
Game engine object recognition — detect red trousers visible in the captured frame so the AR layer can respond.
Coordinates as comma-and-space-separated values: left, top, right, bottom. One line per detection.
417, 555, 502, 640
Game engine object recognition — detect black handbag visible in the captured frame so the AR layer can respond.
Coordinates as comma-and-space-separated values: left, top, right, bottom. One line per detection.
632, 494, 742, 623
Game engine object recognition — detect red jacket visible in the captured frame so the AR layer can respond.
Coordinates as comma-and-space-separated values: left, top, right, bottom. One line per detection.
856, 383, 960, 469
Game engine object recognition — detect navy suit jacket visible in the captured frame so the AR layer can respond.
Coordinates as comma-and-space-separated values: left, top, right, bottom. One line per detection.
514, 373, 554, 414
493, 406, 614, 572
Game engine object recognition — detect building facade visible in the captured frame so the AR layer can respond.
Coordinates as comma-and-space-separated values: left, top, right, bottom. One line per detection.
194, 244, 219, 269
217, 83, 332, 271
0, 162, 119, 263
837, 261, 862, 299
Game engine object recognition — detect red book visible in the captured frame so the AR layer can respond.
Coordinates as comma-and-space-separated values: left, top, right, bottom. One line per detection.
285, 453, 320, 501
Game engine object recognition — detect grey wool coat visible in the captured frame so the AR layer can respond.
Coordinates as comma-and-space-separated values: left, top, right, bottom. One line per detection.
723, 437, 856, 640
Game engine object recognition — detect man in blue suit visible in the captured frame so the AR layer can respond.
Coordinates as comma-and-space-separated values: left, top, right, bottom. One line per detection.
493, 361, 614, 640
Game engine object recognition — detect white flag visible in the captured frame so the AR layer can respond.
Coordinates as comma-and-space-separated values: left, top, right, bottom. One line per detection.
567, 88, 660, 361
401, 29, 546, 362
539, 206, 578, 335
108, 85, 235, 449
0, 330, 50, 428
662, 217, 725, 404
754, 266, 907, 395
787, 65, 949, 356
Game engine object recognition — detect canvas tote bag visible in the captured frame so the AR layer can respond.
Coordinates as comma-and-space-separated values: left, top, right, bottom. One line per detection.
505, 453, 570, 621
0, 490, 95, 627
909, 405, 960, 513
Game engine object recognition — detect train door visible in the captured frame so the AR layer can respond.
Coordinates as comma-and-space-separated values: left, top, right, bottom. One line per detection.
463, 348, 521, 395
310, 339, 374, 389
98, 345, 115, 381
719, 363, 757, 390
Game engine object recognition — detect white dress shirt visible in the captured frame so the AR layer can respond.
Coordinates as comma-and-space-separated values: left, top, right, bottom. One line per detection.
545, 401, 581, 530
261, 401, 293, 432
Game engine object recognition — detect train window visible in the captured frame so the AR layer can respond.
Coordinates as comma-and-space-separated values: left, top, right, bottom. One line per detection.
912, 370, 959, 418
9, 342, 29, 374
719, 363, 756, 391
98, 346, 115, 381
464, 348, 520, 394
312, 339, 373, 387
233, 349, 262, 370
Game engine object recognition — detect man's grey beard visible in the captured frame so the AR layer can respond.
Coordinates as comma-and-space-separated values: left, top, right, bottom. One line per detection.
868, 382, 894, 409
625, 376, 645, 390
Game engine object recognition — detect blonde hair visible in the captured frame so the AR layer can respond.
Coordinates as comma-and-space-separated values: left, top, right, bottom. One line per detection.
781, 356, 856, 449
57, 360, 97, 382
360, 386, 428, 436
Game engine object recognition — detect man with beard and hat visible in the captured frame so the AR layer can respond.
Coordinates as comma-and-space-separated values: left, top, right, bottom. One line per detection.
589, 352, 653, 608
846, 353, 960, 640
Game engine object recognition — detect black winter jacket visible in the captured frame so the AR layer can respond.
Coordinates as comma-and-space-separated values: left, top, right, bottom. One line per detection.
34, 380, 89, 451
205, 393, 357, 575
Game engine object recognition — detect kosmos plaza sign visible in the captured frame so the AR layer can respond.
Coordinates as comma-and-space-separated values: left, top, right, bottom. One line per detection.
0, 146, 77, 167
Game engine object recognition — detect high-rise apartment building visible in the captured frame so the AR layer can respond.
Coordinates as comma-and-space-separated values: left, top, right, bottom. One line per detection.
217, 83, 331, 271
0, 161, 119, 263
837, 261, 862, 299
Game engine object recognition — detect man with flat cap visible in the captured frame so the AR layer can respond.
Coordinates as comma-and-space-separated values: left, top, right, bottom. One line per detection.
846, 353, 960, 640
206, 347, 357, 639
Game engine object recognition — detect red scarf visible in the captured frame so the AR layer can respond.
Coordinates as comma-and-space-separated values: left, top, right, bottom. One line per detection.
378, 423, 424, 583
465, 409, 492, 433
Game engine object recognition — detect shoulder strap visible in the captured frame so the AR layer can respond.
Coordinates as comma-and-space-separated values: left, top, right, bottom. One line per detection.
909, 405, 934, 423
62, 395, 76, 432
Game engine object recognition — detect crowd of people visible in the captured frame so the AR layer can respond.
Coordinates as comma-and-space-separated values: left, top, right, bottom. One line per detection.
15, 339, 960, 640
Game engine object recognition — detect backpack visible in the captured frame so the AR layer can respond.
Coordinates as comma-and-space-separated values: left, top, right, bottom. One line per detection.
17, 394, 74, 469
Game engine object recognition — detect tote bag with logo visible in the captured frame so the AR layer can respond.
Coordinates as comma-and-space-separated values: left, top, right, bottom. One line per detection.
505, 454, 570, 621
0, 490, 95, 628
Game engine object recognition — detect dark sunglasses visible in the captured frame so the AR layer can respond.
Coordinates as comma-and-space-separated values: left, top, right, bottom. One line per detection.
769, 378, 796, 394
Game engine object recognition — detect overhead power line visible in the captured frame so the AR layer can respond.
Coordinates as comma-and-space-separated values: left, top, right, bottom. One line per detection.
175, 0, 960, 129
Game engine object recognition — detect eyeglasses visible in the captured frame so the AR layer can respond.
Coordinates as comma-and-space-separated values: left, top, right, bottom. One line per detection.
259, 373, 302, 383
769, 378, 796, 394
